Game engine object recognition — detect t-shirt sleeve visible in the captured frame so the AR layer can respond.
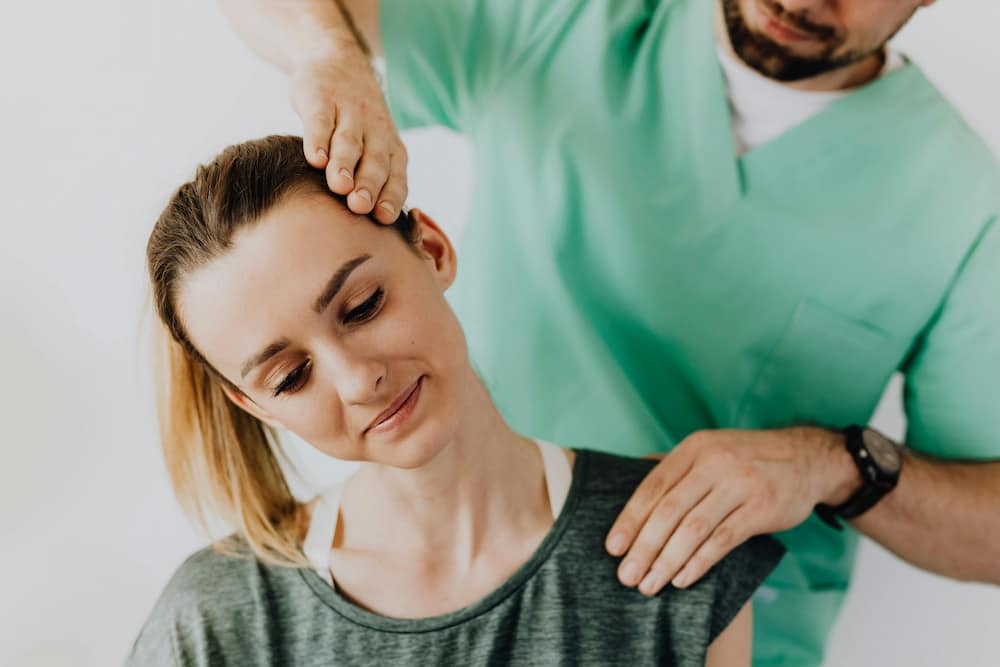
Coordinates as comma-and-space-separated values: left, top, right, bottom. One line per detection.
126, 620, 182, 667
901, 215, 1000, 460
124, 546, 263, 667
704, 534, 786, 644
378, 0, 581, 131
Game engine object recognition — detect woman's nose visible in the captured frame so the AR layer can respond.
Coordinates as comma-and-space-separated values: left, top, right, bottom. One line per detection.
319, 343, 386, 405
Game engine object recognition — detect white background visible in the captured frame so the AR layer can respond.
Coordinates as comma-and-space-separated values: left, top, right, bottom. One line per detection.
1, 1, 998, 665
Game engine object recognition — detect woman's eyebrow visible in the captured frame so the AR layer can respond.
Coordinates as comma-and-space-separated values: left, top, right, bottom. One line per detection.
312, 254, 371, 314
239, 254, 372, 380
240, 338, 291, 380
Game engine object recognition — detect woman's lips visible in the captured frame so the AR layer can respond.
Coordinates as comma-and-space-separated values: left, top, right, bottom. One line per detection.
365, 377, 423, 435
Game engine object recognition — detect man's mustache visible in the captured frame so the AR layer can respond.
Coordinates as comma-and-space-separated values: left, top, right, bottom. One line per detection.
759, 0, 841, 42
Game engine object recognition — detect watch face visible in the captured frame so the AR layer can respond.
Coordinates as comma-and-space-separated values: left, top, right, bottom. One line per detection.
862, 429, 902, 472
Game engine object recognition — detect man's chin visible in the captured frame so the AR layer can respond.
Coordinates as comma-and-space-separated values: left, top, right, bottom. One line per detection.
722, 0, 848, 81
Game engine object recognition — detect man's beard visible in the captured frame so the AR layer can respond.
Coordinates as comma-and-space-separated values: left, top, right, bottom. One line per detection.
721, 0, 874, 81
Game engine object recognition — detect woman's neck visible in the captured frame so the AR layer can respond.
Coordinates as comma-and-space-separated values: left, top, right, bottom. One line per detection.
337, 371, 552, 574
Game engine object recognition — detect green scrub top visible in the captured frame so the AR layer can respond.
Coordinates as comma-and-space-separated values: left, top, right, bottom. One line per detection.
380, 0, 1000, 664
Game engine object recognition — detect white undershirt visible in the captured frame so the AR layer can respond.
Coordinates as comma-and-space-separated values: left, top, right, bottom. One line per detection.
718, 46, 905, 155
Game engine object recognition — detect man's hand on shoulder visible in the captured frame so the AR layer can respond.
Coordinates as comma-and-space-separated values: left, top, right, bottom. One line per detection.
606, 427, 858, 595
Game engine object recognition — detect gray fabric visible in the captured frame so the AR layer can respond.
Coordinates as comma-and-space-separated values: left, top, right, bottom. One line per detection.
128, 450, 784, 666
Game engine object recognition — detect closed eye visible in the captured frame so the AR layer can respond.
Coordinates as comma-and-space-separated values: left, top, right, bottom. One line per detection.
273, 359, 311, 397
344, 287, 384, 324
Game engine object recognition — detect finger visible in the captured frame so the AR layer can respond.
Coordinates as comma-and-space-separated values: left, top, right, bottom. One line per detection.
670, 505, 753, 590
327, 115, 365, 197
606, 450, 694, 557
301, 107, 337, 169
348, 134, 392, 216
636, 489, 742, 596
616, 474, 711, 588
372, 147, 409, 224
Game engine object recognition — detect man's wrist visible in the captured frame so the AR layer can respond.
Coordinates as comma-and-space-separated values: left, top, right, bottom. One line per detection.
291, 0, 371, 66
817, 427, 862, 506
290, 29, 367, 70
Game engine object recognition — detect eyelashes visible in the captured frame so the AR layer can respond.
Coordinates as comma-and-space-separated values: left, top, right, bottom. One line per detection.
270, 287, 386, 397
273, 359, 311, 397
344, 287, 384, 324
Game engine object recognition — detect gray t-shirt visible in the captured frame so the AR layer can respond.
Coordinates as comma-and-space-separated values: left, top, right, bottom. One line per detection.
128, 450, 784, 666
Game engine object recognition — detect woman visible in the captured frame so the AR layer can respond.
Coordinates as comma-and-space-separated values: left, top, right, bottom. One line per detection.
128, 135, 783, 666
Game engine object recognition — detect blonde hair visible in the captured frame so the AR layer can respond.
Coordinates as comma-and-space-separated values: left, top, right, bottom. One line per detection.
147, 135, 417, 567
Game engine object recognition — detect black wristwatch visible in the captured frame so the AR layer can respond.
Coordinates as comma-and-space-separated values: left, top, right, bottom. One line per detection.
815, 425, 902, 531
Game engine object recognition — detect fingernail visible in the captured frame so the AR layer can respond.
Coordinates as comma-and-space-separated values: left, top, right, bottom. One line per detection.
608, 532, 628, 555
378, 201, 396, 217
639, 572, 660, 596
316, 148, 328, 160
338, 168, 352, 181
354, 188, 371, 204
673, 569, 689, 588
620, 561, 640, 586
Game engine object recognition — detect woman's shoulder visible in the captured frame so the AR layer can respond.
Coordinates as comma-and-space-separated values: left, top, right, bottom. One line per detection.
126, 538, 304, 666
560, 448, 785, 642
134, 541, 261, 627
566, 448, 660, 514
154, 538, 267, 604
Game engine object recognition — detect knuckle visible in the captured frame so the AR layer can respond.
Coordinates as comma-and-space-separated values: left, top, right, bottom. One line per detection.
705, 449, 732, 472
626, 539, 657, 565
379, 186, 407, 205
653, 496, 678, 519
683, 514, 708, 536
363, 153, 391, 174
684, 557, 706, 578
648, 468, 675, 496
333, 132, 363, 151
707, 447, 738, 470
308, 111, 336, 128
712, 524, 735, 549
758, 479, 779, 505
612, 519, 637, 539
651, 548, 681, 573
394, 183, 409, 201
685, 430, 710, 449
352, 178, 377, 194
746, 483, 777, 513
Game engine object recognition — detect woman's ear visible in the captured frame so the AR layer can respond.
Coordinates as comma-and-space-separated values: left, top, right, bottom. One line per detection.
409, 208, 457, 290
221, 383, 284, 430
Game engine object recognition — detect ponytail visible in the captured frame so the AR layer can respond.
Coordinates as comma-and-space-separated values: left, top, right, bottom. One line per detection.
154, 322, 308, 567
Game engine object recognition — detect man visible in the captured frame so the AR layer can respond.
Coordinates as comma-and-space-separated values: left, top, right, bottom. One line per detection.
220, 1, 1000, 664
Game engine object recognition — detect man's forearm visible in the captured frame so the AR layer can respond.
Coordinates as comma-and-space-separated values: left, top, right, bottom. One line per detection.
849, 448, 1000, 585
218, 0, 367, 72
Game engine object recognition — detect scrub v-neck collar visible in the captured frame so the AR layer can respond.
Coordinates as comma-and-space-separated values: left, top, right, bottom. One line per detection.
681, 0, 924, 212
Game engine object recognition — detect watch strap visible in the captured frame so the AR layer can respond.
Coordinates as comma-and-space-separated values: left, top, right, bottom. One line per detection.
815, 425, 898, 530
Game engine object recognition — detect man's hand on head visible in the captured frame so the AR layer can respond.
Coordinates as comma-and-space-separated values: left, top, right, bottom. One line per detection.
289, 51, 407, 225
606, 427, 859, 595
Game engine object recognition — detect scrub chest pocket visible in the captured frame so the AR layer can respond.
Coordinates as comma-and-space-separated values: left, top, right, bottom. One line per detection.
735, 299, 905, 430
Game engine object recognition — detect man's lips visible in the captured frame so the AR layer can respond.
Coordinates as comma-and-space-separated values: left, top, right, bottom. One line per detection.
756, 1, 832, 43
364, 377, 422, 434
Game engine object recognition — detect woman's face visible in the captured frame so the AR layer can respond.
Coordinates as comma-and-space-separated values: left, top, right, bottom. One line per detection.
177, 191, 469, 468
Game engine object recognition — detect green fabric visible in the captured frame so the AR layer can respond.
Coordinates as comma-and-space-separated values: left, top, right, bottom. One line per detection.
128, 451, 784, 666
381, 0, 1000, 665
